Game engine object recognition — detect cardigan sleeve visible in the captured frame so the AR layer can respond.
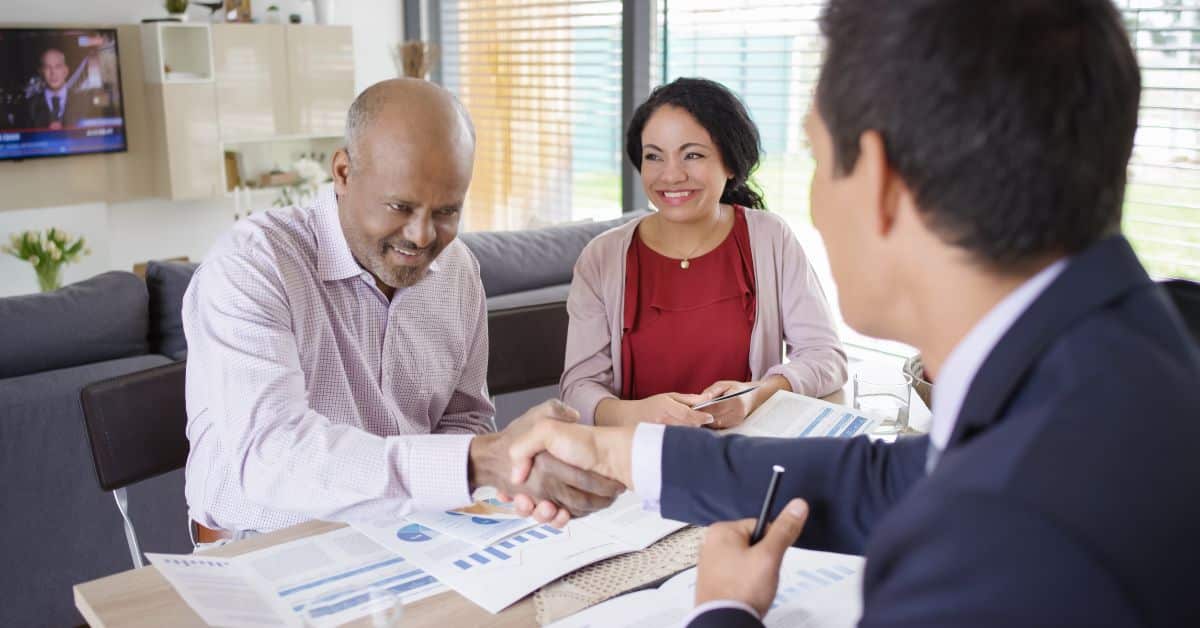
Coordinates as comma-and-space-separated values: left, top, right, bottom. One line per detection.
559, 240, 621, 425
764, 217, 848, 397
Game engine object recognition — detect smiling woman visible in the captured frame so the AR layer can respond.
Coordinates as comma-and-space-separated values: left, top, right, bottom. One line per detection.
558, 78, 849, 431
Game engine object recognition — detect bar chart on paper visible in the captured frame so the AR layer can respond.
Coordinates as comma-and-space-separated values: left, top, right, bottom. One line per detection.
450, 525, 565, 571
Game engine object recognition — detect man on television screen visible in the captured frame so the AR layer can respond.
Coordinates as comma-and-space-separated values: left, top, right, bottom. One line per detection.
25, 47, 92, 129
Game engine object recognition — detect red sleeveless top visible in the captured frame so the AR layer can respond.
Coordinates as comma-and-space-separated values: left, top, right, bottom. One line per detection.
620, 206, 757, 399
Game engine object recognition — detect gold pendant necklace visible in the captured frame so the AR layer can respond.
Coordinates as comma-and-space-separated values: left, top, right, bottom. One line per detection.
678, 206, 723, 270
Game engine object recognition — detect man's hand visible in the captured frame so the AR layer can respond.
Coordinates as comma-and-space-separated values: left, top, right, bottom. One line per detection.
498, 418, 638, 524
634, 392, 716, 426
469, 400, 624, 526
694, 499, 810, 618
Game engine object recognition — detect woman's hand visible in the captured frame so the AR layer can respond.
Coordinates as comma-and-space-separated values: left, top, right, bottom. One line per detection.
633, 392, 715, 426
699, 375, 791, 429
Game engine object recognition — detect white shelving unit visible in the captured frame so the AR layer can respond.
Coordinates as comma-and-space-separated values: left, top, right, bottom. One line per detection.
139, 22, 215, 84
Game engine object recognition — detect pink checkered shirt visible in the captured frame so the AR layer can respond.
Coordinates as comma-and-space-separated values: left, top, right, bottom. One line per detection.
182, 186, 494, 533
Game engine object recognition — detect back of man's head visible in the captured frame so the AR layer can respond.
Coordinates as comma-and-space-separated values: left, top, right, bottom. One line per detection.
817, 0, 1140, 270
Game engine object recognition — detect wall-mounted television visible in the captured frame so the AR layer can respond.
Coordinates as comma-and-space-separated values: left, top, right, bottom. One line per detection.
0, 27, 127, 161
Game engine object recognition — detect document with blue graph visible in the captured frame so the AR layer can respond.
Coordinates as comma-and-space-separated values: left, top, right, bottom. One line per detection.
547, 547, 865, 628
723, 391, 879, 439
405, 504, 539, 547
147, 527, 446, 627
353, 492, 688, 613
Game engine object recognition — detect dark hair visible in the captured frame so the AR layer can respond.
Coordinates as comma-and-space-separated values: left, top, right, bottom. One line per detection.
817, 0, 1140, 269
626, 77, 766, 209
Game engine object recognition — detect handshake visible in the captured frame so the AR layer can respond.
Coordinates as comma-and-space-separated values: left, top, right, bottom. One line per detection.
466, 399, 639, 526
465, 398, 812, 620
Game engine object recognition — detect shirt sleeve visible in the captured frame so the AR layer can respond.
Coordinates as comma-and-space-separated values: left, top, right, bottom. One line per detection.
630, 423, 667, 510
184, 251, 473, 525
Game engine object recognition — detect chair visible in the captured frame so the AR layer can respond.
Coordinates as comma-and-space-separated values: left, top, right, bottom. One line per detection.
1161, 279, 1200, 344
79, 361, 190, 568
486, 300, 570, 396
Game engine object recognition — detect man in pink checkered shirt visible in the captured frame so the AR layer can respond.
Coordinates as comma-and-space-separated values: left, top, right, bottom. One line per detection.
182, 79, 621, 540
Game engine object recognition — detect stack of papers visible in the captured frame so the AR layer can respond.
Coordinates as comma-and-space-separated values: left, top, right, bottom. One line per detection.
547, 547, 865, 628
353, 492, 688, 613
147, 527, 445, 627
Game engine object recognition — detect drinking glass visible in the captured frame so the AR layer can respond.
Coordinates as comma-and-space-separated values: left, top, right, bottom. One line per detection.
853, 365, 913, 436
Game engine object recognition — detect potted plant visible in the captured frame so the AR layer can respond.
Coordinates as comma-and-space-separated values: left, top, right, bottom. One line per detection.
165, 0, 190, 21
3, 228, 91, 293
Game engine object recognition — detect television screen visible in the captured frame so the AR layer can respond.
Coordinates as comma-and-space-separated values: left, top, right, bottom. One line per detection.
0, 27, 127, 161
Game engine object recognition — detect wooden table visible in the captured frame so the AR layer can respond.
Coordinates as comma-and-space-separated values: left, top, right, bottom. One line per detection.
74, 521, 538, 627
75, 382, 914, 627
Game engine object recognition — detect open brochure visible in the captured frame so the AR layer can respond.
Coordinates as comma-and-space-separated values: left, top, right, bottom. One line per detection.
548, 547, 865, 628
721, 391, 880, 438
353, 492, 688, 613
147, 527, 446, 628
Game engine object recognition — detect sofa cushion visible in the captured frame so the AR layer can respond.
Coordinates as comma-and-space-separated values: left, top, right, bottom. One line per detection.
0, 271, 150, 379
486, 283, 571, 311
146, 260, 199, 360
460, 211, 646, 297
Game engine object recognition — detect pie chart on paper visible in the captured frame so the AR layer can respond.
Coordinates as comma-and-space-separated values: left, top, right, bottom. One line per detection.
396, 523, 433, 542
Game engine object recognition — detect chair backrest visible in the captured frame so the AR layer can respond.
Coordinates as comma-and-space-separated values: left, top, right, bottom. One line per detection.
80, 361, 190, 491
1161, 279, 1200, 344
487, 301, 570, 396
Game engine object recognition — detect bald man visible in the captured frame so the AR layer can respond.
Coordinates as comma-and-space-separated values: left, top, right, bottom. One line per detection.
182, 79, 621, 542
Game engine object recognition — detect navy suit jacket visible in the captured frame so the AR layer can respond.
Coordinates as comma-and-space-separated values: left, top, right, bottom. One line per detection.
671, 237, 1200, 627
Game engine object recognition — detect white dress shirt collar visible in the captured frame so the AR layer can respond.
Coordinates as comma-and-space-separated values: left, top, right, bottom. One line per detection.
44, 86, 68, 116
929, 258, 1069, 451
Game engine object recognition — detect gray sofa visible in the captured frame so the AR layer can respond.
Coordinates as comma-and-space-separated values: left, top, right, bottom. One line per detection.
0, 211, 639, 627
0, 272, 189, 628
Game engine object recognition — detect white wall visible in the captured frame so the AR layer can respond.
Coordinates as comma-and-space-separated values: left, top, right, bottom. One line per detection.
0, 0, 401, 297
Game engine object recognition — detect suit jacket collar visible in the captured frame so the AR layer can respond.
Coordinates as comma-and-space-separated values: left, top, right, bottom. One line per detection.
946, 235, 1152, 449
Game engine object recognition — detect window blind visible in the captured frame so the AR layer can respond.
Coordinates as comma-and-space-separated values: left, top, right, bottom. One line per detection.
439, 0, 624, 230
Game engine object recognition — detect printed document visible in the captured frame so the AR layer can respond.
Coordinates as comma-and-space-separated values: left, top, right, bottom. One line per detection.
547, 548, 865, 628
353, 492, 688, 613
148, 527, 446, 627
723, 392, 879, 438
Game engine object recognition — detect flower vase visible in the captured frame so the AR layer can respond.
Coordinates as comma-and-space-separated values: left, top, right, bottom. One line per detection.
35, 264, 62, 292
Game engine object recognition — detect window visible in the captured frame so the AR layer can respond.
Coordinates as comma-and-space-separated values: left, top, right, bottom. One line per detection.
433, 0, 1200, 280
1119, 0, 1200, 281
439, 0, 624, 231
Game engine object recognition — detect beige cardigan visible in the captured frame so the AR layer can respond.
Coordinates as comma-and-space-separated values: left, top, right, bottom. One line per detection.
560, 209, 848, 425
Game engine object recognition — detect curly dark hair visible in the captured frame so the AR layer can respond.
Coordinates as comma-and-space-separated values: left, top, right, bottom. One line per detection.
625, 77, 766, 209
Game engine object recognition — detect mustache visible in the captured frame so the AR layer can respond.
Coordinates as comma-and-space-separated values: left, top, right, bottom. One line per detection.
382, 240, 438, 255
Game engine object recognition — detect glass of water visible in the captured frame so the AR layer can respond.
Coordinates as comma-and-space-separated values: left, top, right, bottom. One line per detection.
300, 583, 403, 628
853, 365, 913, 436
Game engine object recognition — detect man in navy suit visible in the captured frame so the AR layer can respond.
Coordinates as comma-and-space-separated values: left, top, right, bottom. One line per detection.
504, 0, 1200, 625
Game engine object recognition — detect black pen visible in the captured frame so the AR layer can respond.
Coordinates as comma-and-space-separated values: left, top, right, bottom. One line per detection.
750, 464, 785, 545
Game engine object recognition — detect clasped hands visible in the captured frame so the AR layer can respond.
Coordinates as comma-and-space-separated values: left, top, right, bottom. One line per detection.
476, 400, 810, 618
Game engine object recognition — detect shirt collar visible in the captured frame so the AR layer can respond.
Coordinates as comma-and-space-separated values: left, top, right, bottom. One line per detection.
312, 185, 442, 284
929, 258, 1069, 451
